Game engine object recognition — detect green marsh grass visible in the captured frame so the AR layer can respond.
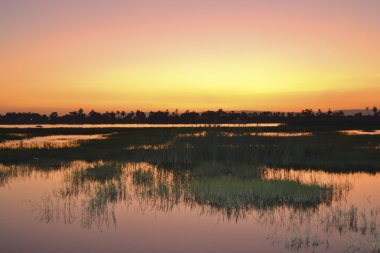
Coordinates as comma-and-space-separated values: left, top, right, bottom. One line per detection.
189, 176, 332, 210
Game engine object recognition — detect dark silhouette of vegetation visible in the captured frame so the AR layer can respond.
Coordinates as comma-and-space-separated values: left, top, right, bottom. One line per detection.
1, 126, 380, 173
0, 107, 379, 126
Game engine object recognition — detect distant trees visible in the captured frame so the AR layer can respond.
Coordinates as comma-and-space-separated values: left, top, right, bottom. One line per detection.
0, 106, 378, 125
2, 112, 49, 124
365, 106, 378, 116
135, 110, 146, 122
366, 106, 370, 116
49, 112, 58, 123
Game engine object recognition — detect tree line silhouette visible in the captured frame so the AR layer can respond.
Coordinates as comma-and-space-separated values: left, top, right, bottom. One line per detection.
0, 107, 379, 125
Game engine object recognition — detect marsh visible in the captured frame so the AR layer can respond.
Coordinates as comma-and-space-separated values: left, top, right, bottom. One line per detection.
0, 125, 379, 253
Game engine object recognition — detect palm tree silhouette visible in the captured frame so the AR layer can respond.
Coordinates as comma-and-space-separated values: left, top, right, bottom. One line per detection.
373, 106, 378, 116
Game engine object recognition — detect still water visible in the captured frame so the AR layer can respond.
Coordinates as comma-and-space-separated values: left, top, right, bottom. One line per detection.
0, 134, 108, 149
0, 161, 379, 253
0, 123, 282, 129
340, 130, 380, 136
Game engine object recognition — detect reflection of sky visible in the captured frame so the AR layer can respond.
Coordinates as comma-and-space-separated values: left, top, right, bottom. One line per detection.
1, 1, 380, 113
341, 130, 380, 135
0, 134, 106, 149
0, 161, 379, 252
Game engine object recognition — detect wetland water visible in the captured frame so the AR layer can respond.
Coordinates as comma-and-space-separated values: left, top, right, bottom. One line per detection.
0, 123, 282, 129
0, 126, 379, 253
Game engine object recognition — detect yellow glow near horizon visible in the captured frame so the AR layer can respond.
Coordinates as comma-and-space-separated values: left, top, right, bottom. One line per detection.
1, 1, 379, 113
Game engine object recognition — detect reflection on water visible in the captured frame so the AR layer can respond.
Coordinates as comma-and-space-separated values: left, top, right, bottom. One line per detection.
341, 130, 380, 135
262, 206, 379, 252
3, 162, 335, 221
177, 131, 208, 138
0, 123, 283, 129
7, 133, 28, 137
220, 132, 313, 137
0, 165, 13, 186
125, 144, 170, 150
257, 132, 312, 137
1, 127, 380, 252
0, 134, 108, 149
0, 160, 379, 252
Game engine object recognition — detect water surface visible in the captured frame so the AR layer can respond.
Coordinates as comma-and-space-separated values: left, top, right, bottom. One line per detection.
0, 161, 379, 253
0, 128, 379, 253
341, 130, 380, 136
0, 123, 282, 129
0, 134, 108, 149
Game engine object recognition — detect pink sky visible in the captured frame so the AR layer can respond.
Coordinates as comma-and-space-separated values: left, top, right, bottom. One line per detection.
1, 0, 379, 113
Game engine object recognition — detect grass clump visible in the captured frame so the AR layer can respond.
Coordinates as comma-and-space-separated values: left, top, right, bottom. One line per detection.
190, 176, 332, 209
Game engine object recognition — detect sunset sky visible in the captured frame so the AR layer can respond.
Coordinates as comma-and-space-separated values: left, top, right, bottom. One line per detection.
1, 0, 379, 113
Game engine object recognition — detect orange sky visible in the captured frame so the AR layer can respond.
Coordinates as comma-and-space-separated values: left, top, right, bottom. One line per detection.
1, 0, 379, 113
